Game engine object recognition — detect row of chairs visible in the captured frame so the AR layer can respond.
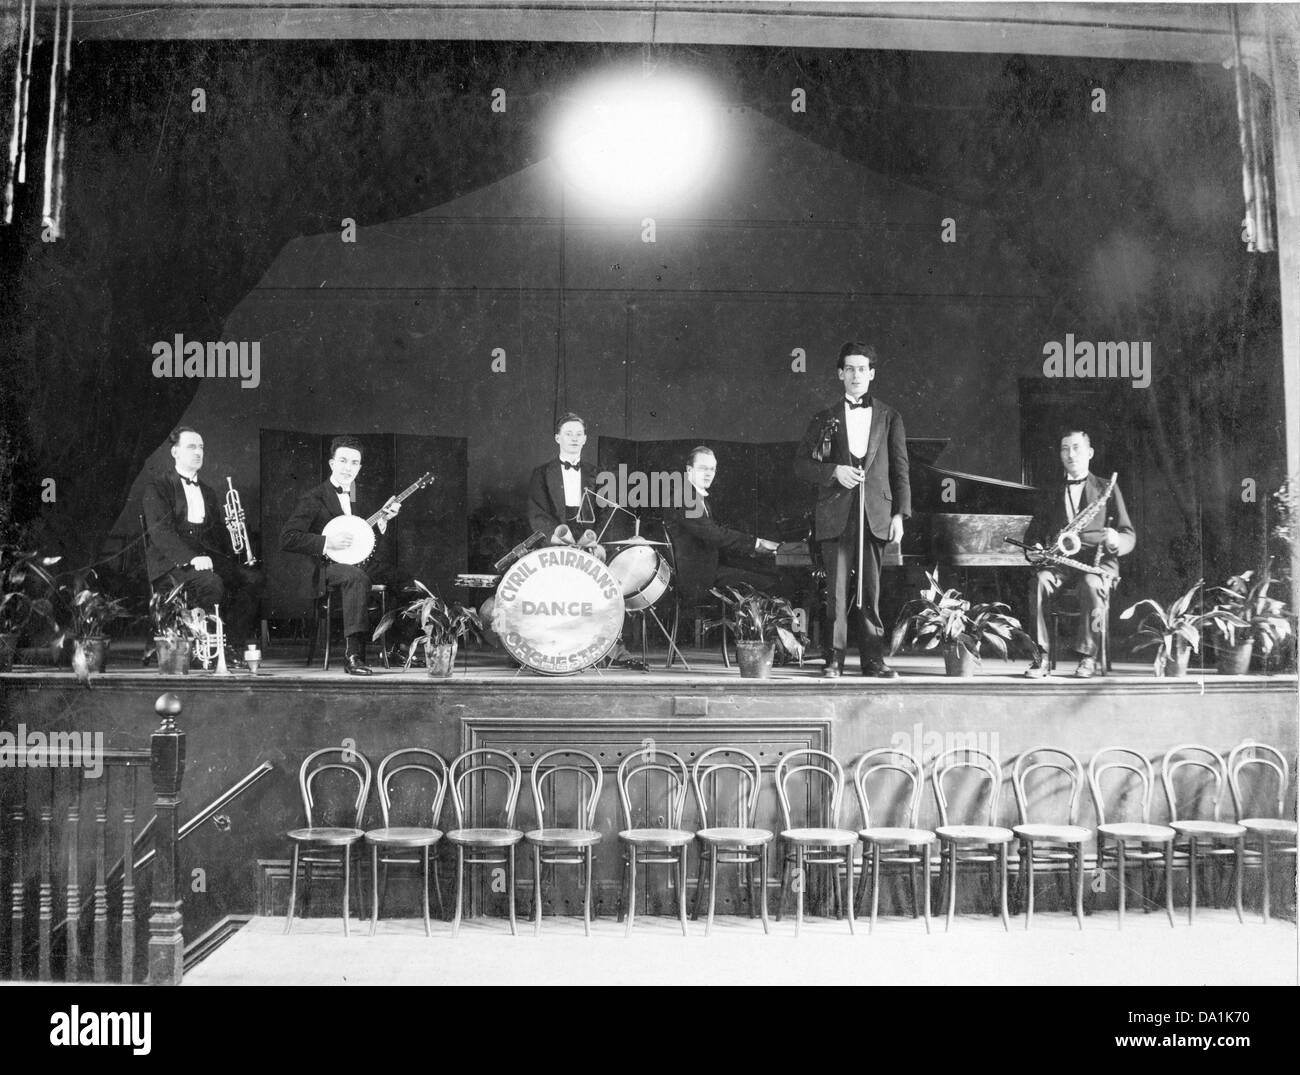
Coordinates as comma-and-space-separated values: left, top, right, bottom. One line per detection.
283, 741, 1296, 937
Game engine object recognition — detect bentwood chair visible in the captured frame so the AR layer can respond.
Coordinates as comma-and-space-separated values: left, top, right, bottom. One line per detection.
445, 749, 524, 937
364, 748, 448, 936
616, 746, 694, 937
852, 748, 935, 933
1010, 747, 1090, 930
775, 750, 858, 936
524, 749, 603, 936
691, 747, 773, 935
285, 747, 373, 935
1087, 747, 1176, 929
306, 583, 390, 670
1227, 741, 1298, 922
1161, 744, 1247, 925
931, 747, 1014, 932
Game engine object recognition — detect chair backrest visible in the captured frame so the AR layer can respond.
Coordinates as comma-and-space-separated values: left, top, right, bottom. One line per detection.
297, 747, 372, 829
448, 748, 522, 830
1227, 741, 1292, 822
931, 747, 1003, 827
853, 748, 924, 830
1012, 746, 1083, 826
616, 746, 689, 831
1161, 743, 1230, 824
374, 748, 448, 830
693, 747, 763, 830
775, 749, 846, 831
530, 748, 603, 832
1087, 746, 1157, 826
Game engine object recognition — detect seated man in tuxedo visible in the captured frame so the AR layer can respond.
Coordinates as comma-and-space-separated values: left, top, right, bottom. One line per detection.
141, 426, 264, 663
527, 412, 598, 537
1023, 429, 1135, 679
280, 435, 400, 676
664, 446, 780, 602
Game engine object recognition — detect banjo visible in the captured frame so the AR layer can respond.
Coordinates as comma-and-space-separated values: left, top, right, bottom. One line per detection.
322, 471, 435, 566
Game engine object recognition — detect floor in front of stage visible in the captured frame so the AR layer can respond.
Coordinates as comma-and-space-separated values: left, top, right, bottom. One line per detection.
185, 909, 1297, 986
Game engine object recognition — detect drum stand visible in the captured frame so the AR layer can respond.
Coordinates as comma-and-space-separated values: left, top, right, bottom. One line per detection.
627, 604, 692, 671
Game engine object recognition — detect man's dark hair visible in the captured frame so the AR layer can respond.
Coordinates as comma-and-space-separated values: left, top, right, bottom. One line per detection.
1058, 429, 1092, 446
329, 435, 364, 460
168, 426, 200, 446
555, 412, 586, 435
837, 341, 880, 370
685, 445, 715, 470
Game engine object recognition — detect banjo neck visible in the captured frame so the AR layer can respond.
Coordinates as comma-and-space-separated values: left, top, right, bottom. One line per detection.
360, 474, 431, 527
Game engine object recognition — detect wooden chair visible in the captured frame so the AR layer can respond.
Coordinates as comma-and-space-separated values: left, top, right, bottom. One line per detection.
1047, 577, 1116, 673
616, 746, 693, 937
852, 748, 934, 933
775, 749, 858, 936
445, 748, 524, 937
364, 748, 447, 936
305, 583, 390, 670
691, 747, 773, 935
1227, 741, 1297, 923
285, 747, 372, 936
524, 749, 603, 936
1010, 746, 1090, 930
1087, 747, 1175, 929
1161, 744, 1247, 924
931, 747, 1013, 932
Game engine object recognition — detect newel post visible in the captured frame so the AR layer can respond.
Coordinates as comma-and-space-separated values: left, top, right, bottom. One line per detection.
147, 692, 187, 985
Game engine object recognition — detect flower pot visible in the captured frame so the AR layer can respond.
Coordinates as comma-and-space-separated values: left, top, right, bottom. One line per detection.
1215, 639, 1253, 675
943, 644, 977, 677
425, 642, 456, 679
0, 632, 18, 672
1163, 642, 1192, 677
155, 635, 191, 676
735, 640, 776, 679
75, 637, 110, 674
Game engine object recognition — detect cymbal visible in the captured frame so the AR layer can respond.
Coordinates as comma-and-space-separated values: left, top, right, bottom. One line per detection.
604, 537, 670, 547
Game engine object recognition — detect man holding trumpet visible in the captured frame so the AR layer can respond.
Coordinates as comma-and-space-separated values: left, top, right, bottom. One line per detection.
795, 342, 910, 679
141, 426, 265, 663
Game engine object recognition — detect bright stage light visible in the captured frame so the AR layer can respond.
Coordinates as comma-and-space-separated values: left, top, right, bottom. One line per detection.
551, 67, 721, 211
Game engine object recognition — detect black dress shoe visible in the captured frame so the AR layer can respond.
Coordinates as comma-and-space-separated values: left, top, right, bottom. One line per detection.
822, 663, 842, 679
862, 660, 900, 679
343, 654, 373, 676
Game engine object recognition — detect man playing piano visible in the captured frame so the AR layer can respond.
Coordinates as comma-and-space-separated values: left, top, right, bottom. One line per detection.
1022, 429, 1134, 679
795, 342, 910, 678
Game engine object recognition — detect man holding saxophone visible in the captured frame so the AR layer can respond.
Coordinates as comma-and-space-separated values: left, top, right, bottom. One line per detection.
141, 427, 265, 663
1022, 429, 1135, 679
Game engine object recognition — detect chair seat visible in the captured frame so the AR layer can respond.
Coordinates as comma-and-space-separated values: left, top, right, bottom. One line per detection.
1170, 820, 1247, 840
524, 827, 602, 848
935, 824, 1014, 845
1240, 818, 1299, 838
619, 827, 694, 847
782, 827, 859, 848
1098, 822, 1175, 842
365, 826, 443, 847
859, 826, 936, 847
288, 826, 364, 846
446, 827, 524, 847
1013, 823, 1091, 844
697, 826, 774, 847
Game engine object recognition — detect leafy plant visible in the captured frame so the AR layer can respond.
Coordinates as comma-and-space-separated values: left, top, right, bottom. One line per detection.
709, 584, 806, 664
1203, 565, 1293, 661
372, 580, 482, 669
890, 568, 1033, 664
57, 569, 131, 641
148, 582, 203, 641
1120, 579, 1204, 676
0, 546, 61, 637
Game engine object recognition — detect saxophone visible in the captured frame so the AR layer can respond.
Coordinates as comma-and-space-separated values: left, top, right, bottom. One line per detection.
1007, 472, 1120, 580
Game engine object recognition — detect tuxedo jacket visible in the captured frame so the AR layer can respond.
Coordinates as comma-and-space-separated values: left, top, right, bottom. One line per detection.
663, 497, 756, 601
141, 470, 229, 583
280, 480, 393, 593
527, 458, 598, 536
794, 396, 911, 543
1023, 472, 1135, 574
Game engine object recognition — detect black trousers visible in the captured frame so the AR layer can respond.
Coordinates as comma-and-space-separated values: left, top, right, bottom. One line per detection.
819, 512, 887, 667
164, 559, 264, 646
322, 562, 374, 640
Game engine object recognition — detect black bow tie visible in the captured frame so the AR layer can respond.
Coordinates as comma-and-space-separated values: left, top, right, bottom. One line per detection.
1065, 477, 1088, 486
845, 396, 871, 410
332, 484, 349, 495
560, 460, 581, 472
178, 474, 200, 487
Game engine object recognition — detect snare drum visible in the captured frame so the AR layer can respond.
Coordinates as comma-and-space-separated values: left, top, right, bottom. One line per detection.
607, 543, 672, 612
492, 548, 625, 675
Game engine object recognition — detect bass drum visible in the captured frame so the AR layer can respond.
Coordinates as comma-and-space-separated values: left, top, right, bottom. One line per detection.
492, 548, 625, 675
607, 543, 672, 612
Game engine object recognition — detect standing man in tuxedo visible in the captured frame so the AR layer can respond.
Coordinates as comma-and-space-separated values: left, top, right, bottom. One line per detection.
280, 436, 400, 676
142, 426, 265, 663
527, 412, 599, 537
1022, 429, 1134, 679
795, 342, 910, 678
664, 446, 780, 602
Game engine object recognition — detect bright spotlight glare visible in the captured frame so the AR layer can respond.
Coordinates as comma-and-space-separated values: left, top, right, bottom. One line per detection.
553, 69, 720, 211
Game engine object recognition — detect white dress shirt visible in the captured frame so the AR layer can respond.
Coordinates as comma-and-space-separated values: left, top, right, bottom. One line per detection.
178, 471, 205, 524
334, 486, 352, 516
845, 397, 872, 459
559, 455, 582, 509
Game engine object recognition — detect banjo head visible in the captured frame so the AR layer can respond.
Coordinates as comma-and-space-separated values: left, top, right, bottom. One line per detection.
322, 515, 376, 565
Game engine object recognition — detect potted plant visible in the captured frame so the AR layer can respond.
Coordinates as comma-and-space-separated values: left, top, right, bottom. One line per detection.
147, 582, 201, 675
890, 569, 1033, 677
1120, 579, 1204, 677
372, 580, 482, 678
0, 547, 61, 671
1202, 565, 1294, 675
710, 584, 806, 679
57, 570, 132, 680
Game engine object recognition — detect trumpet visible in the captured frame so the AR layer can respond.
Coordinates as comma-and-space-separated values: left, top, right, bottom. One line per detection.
190, 603, 232, 675
224, 477, 257, 566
